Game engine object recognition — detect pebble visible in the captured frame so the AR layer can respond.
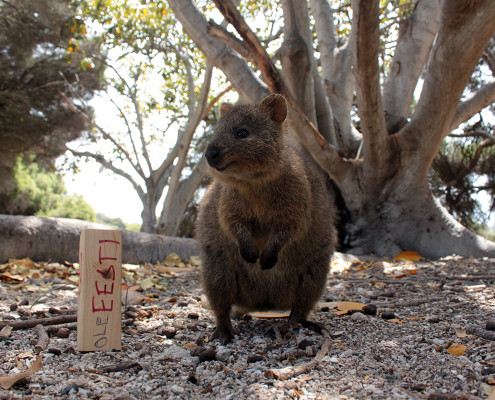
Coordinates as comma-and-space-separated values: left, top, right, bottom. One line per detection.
216, 348, 233, 362
158, 326, 177, 338
199, 349, 216, 362
351, 312, 368, 322
381, 311, 396, 320
362, 304, 377, 315
9, 303, 18, 311
57, 328, 71, 338
298, 339, 314, 350
486, 320, 495, 331
247, 354, 264, 363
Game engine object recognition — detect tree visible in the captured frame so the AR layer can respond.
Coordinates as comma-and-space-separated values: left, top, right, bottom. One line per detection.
6, 156, 97, 221
0, 0, 103, 209
167, 0, 495, 257
63, 0, 231, 234
430, 36, 495, 232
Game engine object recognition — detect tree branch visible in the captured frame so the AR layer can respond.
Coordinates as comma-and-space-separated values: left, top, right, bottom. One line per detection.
450, 80, 495, 131
167, 0, 267, 103
60, 92, 146, 181
212, 0, 329, 149
352, 0, 389, 167
406, 0, 495, 165
206, 21, 254, 63
66, 148, 146, 202
382, 0, 441, 134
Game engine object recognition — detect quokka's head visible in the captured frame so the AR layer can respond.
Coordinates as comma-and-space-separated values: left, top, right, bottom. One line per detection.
205, 94, 288, 183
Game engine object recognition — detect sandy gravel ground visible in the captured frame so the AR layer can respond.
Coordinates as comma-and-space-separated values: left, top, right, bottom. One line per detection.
0, 253, 495, 399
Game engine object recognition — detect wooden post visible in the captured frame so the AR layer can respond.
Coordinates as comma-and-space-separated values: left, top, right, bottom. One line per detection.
77, 229, 122, 352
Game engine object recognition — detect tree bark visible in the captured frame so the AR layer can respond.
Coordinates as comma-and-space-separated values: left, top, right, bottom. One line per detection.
0, 215, 199, 264
382, 0, 441, 133
168, 0, 495, 258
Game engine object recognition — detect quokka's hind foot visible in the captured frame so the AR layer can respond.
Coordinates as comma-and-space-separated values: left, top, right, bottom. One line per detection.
210, 325, 234, 344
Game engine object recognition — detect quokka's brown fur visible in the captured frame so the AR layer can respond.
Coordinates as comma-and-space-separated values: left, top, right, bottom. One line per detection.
196, 94, 336, 343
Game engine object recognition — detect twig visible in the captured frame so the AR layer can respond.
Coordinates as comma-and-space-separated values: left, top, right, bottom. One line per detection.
34, 324, 49, 353
46, 323, 77, 334
0, 315, 77, 330
265, 328, 332, 380
466, 325, 495, 341
100, 361, 142, 373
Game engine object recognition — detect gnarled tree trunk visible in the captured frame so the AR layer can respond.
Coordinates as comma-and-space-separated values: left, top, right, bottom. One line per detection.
167, 0, 495, 257
0, 215, 199, 264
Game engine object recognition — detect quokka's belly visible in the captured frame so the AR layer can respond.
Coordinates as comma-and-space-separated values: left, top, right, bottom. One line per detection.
232, 261, 301, 311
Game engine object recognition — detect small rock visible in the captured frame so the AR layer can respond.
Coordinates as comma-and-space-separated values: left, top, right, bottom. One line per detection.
60, 383, 79, 396
427, 316, 441, 323
247, 354, 264, 363
48, 307, 62, 314
9, 303, 18, 311
381, 311, 396, 320
279, 323, 290, 335
187, 312, 199, 319
382, 291, 395, 298
177, 301, 189, 307
351, 312, 368, 322
17, 307, 31, 317
482, 366, 495, 376
298, 339, 314, 350
158, 326, 177, 339
188, 372, 198, 385
486, 320, 495, 331
20, 299, 29, 306
57, 328, 71, 338
199, 349, 216, 362
47, 347, 62, 355
170, 384, 185, 395
216, 348, 233, 362
362, 304, 377, 315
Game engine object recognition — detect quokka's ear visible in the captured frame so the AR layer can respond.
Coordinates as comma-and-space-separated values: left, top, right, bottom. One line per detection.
259, 94, 287, 124
220, 103, 233, 117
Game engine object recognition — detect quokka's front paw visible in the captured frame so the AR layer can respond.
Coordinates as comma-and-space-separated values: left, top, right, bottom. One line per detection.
259, 249, 278, 270
239, 243, 259, 264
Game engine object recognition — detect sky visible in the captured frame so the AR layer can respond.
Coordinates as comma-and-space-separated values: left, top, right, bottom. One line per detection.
63, 161, 143, 224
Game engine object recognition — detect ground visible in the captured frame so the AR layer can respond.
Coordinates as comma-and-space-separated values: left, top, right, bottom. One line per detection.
0, 253, 494, 399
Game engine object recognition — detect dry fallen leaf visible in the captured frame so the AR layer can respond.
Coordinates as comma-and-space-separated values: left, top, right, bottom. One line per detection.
333, 302, 367, 315
387, 268, 418, 279
393, 251, 421, 261
122, 284, 147, 306
455, 329, 468, 338
0, 355, 43, 390
249, 311, 291, 319
189, 256, 202, 266
447, 343, 467, 356
0, 325, 12, 339
387, 318, 407, 323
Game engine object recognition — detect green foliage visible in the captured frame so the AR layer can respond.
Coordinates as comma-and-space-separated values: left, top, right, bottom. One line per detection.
96, 213, 126, 229
9, 156, 96, 222
431, 121, 495, 233
0, 0, 104, 195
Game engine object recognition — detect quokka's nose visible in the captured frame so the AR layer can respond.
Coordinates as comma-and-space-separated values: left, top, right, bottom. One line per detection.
205, 145, 222, 167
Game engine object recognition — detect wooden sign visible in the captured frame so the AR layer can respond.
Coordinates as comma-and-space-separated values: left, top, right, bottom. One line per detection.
77, 229, 122, 352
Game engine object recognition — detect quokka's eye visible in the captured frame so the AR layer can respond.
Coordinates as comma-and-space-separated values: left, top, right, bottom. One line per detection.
235, 129, 249, 139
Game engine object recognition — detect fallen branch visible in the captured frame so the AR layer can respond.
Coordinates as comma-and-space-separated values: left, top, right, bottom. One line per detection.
264, 328, 332, 380
34, 324, 49, 353
99, 361, 142, 373
466, 325, 495, 341
0, 315, 77, 331
0, 214, 199, 264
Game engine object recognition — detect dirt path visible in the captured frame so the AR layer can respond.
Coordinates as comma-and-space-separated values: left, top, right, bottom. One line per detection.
0, 253, 494, 399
